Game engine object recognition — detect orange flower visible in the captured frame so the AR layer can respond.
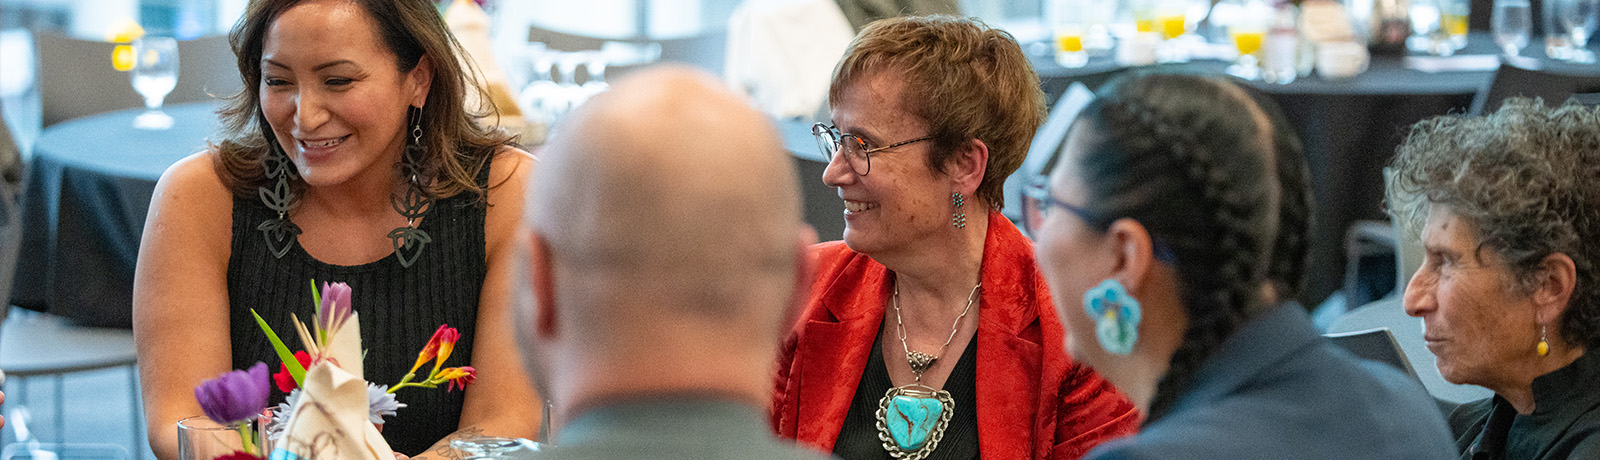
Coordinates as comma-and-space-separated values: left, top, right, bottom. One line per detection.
433, 366, 477, 392
409, 324, 460, 375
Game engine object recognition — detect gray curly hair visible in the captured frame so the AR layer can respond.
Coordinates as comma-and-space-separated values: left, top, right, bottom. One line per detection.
1387, 98, 1600, 351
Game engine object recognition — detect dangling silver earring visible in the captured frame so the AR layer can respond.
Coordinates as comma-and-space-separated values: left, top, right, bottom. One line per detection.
951, 192, 967, 228
388, 106, 435, 268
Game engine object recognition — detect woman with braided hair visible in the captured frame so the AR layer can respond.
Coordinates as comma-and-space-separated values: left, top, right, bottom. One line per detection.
1026, 72, 1455, 459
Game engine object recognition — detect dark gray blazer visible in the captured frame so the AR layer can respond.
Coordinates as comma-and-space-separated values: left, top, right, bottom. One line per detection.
1086, 304, 1458, 460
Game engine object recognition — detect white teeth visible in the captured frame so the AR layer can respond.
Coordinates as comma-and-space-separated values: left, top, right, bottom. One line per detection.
844, 201, 877, 212
304, 136, 345, 148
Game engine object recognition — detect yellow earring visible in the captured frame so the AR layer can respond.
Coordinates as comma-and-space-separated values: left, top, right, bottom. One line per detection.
1537, 325, 1550, 356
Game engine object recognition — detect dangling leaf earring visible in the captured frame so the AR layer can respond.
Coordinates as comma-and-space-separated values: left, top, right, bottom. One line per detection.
1083, 279, 1141, 355
1538, 325, 1550, 356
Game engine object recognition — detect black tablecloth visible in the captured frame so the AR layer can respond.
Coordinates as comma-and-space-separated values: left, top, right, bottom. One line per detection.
1030, 33, 1600, 308
13, 102, 222, 327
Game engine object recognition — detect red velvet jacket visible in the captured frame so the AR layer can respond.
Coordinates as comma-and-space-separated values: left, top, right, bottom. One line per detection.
771, 211, 1140, 459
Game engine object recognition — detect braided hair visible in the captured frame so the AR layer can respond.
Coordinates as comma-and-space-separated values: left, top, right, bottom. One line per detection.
1066, 72, 1291, 422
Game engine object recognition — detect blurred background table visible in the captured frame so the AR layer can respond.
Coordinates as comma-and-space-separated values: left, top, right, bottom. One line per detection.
1028, 32, 1600, 311
11, 101, 219, 327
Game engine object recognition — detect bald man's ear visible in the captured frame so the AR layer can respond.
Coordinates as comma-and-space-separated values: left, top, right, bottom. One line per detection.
946, 138, 989, 197
529, 232, 559, 339
779, 225, 818, 338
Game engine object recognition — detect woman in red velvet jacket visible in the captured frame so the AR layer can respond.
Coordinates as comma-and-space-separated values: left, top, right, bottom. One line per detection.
770, 15, 1139, 460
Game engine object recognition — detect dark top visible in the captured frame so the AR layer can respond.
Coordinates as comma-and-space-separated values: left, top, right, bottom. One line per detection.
834, 331, 979, 460
228, 164, 490, 455
518, 398, 836, 460
1086, 304, 1457, 460
1448, 351, 1600, 460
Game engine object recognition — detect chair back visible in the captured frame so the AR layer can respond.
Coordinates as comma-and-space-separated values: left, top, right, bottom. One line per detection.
34, 32, 138, 127
1470, 61, 1600, 115
35, 32, 240, 127
1325, 327, 1423, 381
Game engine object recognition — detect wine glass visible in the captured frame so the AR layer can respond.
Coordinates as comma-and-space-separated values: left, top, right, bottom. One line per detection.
130, 36, 179, 130
1492, 0, 1533, 56
1224, 0, 1272, 80
1441, 0, 1471, 50
1558, 0, 1600, 62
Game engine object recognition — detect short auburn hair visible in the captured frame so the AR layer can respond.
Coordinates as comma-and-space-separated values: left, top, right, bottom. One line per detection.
828, 15, 1045, 209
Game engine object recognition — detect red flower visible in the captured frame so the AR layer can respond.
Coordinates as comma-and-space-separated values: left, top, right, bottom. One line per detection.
213, 450, 264, 460
433, 366, 477, 392
274, 351, 312, 393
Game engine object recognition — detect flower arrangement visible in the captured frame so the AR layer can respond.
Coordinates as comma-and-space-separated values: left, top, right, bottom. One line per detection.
192, 281, 477, 460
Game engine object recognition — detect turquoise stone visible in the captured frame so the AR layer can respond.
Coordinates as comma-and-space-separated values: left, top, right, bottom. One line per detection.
886, 395, 943, 450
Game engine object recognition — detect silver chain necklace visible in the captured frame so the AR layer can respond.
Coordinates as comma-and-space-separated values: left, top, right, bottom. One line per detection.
893, 280, 982, 381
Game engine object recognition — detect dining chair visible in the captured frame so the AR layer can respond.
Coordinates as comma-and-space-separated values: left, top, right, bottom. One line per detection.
0, 106, 141, 453
1470, 61, 1600, 115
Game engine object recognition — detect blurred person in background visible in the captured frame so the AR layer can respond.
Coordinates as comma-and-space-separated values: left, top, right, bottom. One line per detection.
1029, 72, 1455, 459
1390, 98, 1600, 459
771, 15, 1138, 460
513, 66, 829, 460
133, 0, 539, 457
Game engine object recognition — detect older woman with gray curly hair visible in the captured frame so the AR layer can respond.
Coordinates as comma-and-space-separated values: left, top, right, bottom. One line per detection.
1389, 98, 1600, 459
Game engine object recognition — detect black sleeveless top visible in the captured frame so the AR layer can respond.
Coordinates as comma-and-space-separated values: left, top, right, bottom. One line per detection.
228, 164, 490, 455
833, 330, 980, 460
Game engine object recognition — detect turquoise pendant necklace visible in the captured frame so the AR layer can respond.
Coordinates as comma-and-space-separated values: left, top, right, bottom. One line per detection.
875, 281, 980, 460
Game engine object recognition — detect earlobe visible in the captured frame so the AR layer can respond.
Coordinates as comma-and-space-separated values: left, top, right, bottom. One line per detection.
1106, 218, 1156, 295
1533, 252, 1577, 325
409, 54, 434, 107
952, 138, 989, 194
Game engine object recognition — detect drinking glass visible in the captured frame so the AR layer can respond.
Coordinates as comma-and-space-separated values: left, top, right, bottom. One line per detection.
1051, 0, 1089, 68
1441, 0, 1471, 50
450, 437, 538, 460
1411, 0, 1445, 53
130, 36, 179, 130
1558, 0, 1600, 62
1154, 0, 1201, 62
1225, 0, 1272, 80
176, 416, 250, 460
1492, 0, 1533, 56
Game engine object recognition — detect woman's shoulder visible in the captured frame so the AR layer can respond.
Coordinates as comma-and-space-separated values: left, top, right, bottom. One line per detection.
152, 150, 234, 216
482, 146, 536, 249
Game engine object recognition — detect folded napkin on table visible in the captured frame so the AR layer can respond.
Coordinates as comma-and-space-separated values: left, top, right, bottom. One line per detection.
271, 312, 395, 460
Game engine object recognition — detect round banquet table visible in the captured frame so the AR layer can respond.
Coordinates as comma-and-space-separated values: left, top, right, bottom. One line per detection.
1029, 33, 1600, 308
12, 102, 222, 327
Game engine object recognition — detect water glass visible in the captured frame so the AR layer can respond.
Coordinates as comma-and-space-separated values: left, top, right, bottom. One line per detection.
130, 36, 179, 130
1557, 0, 1600, 62
176, 416, 250, 460
1224, 0, 1272, 80
1050, 0, 1090, 68
1493, 0, 1533, 56
450, 437, 538, 460
1441, 0, 1471, 50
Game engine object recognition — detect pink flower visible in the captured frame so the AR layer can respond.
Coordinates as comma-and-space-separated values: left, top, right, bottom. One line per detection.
318, 281, 353, 332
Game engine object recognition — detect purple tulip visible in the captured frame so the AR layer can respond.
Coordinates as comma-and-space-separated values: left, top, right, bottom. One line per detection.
318, 281, 353, 331
195, 362, 270, 424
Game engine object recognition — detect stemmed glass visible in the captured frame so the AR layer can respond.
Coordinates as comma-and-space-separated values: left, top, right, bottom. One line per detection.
451, 437, 538, 459
1224, 0, 1272, 80
1557, 0, 1600, 62
1492, 0, 1533, 57
130, 36, 179, 130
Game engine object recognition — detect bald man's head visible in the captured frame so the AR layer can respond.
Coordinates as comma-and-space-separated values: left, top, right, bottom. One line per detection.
528, 66, 805, 343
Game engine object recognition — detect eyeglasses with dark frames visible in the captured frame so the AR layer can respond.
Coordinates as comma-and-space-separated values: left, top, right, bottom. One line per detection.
1022, 177, 1094, 237
1023, 176, 1177, 262
812, 122, 934, 176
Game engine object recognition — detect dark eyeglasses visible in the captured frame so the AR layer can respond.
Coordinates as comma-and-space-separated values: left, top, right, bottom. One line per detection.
1023, 176, 1177, 263
812, 123, 934, 176
1022, 177, 1094, 237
